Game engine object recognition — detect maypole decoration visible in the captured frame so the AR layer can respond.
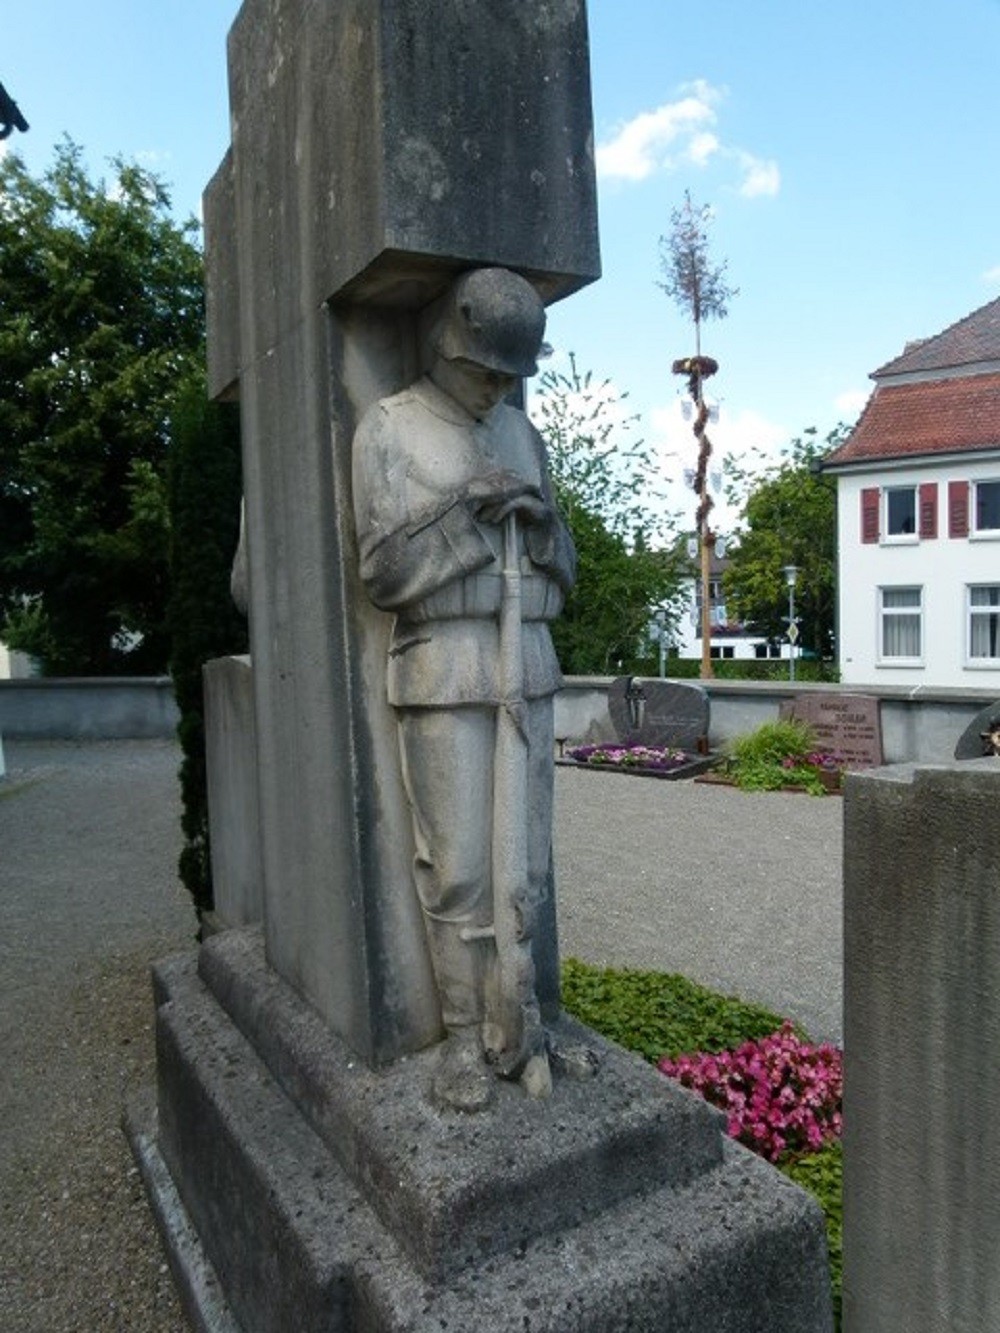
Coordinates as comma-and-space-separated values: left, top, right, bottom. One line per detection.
673, 354, 719, 679
658, 190, 737, 681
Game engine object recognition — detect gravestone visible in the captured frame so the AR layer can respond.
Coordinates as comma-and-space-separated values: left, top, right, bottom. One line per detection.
127, 4, 833, 1329
607, 675, 710, 750
954, 700, 1000, 759
780, 692, 883, 767
844, 760, 1000, 1329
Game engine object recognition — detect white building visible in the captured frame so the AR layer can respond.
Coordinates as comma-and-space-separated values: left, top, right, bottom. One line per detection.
823, 297, 1000, 689
664, 551, 786, 664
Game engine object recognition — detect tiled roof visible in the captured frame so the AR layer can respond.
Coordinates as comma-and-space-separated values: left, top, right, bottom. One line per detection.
824, 373, 1000, 466
875, 297, 1000, 377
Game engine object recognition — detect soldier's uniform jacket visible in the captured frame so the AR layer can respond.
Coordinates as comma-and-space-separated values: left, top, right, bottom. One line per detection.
352, 375, 576, 708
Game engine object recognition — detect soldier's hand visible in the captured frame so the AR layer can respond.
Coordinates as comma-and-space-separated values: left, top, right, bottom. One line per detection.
465, 472, 547, 526
478, 493, 550, 526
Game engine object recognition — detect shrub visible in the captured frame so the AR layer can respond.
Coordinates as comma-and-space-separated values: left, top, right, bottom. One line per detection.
167, 381, 247, 919
783, 1140, 843, 1326
724, 718, 842, 795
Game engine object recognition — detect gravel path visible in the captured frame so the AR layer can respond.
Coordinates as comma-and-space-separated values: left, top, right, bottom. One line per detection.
0, 740, 842, 1331
554, 764, 843, 1044
1, 741, 195, 1333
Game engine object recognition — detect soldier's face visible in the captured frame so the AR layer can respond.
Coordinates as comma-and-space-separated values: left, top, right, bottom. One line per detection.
436, 359, 516, 419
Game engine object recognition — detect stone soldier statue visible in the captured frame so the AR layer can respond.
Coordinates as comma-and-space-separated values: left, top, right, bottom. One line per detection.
352, 267, 576, 1111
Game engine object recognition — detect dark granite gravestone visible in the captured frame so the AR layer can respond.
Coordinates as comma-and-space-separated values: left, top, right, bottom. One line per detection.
607, 676, 710, 751
954, 701, 1000, 759
780, 692, 884, 768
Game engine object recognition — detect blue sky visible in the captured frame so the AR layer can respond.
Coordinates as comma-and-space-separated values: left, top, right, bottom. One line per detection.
5, 0, 1000, 528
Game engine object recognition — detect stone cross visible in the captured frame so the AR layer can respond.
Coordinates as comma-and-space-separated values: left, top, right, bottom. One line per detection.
203, 0, 600, 1066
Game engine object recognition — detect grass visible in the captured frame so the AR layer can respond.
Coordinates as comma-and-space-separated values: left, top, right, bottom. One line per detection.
561, 956, 843, 1327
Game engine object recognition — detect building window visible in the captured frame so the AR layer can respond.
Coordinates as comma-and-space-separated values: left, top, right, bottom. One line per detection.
709, 645, 734, 660
968, 585, 1000, 662
974, 481, 1000, 534
879, 586, 922, 663
884, 486, 916, 537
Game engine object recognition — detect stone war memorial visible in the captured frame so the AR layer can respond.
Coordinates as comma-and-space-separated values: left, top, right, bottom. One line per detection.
127, 3, 833, 1329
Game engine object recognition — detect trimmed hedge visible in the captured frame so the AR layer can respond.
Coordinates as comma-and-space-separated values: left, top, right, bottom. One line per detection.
167, 381, 247, 918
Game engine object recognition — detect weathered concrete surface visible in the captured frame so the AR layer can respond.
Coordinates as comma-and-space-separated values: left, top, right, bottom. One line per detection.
843, 760, 1000, 1331
130, 931, 833, 1333
203, 656, 262, 928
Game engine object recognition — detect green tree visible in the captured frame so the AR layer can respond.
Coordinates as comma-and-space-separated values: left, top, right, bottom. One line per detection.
722, 427, 845, 658
167, 380, 247, 918
531, 356, 683, 674
0, 140, 204, 673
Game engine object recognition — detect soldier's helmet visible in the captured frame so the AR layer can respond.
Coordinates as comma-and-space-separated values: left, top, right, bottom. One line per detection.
432, 268, 546, 378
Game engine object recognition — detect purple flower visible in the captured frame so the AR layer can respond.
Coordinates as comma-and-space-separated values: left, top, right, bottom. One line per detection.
566, 742, 693, 772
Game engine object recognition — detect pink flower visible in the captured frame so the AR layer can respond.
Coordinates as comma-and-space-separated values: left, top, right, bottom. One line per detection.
657, 1023, 843, 1164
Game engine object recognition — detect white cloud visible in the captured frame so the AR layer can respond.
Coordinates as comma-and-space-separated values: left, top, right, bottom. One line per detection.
984, 265, 1000, 285
596, 83, 722, 182
736, 152, 780, 199
134, 149, 173, 171
686, 132, 720, 167
834, 388, 870, 420
597, 83, 780, 201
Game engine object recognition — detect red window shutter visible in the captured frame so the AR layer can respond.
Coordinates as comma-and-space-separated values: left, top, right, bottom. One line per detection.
861, 487, 880, 543
918, 482, 938, 539
948, 480, 970, 538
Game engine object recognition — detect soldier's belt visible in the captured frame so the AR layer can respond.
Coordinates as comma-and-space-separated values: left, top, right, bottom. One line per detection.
400, 572, 563, 623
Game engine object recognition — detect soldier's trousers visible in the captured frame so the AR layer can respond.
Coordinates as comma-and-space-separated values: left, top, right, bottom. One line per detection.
396, 698, 554, 1031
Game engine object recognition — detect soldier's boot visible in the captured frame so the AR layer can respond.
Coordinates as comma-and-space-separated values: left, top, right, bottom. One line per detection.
424, 918, 495, 1113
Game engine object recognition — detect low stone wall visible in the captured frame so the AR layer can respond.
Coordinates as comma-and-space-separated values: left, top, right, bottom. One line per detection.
0, 677, 179, 740
1, 671, 994, 763
555, 676, 1000, 765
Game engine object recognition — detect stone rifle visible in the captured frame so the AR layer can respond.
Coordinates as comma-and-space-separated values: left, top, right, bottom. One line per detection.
469, 511, 551, 1097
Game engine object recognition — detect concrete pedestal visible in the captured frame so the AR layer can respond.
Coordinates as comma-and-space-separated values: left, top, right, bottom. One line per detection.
128, 930, 832, 1333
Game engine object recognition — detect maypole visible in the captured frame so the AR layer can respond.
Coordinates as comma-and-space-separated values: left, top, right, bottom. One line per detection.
659, 191, 736, 681
673, 354, 719, 679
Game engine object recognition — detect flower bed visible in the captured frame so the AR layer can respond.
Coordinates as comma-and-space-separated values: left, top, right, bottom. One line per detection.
560, 742, 715, 781
658, 1022, 843, 1164
713, 720, 847, 795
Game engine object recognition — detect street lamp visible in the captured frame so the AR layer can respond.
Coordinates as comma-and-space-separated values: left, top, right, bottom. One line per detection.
782, 565, 799, 682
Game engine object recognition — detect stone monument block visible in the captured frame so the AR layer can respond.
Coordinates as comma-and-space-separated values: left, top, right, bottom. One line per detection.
205, 0, 600, 395
844, 760, 1000, 1329
203, 655, 262, 928
607, 676, 710, 750
129, 928, 834, 1333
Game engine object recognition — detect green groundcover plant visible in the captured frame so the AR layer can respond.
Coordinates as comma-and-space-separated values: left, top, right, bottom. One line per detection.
725, 718, 844, 796
561, 958, 843, 1327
